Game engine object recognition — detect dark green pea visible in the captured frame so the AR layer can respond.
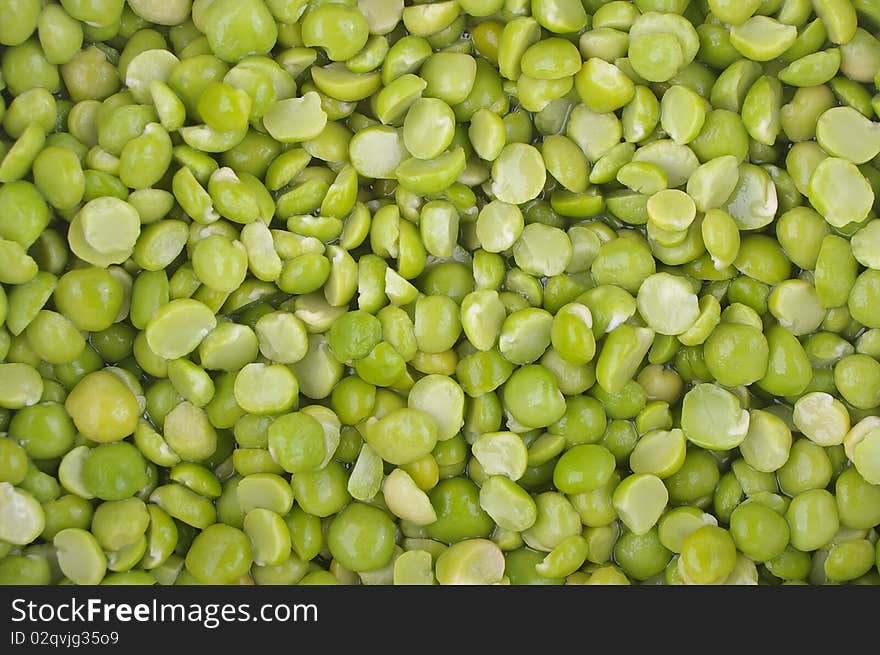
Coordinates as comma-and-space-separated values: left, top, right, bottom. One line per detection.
425, 478, 494, 544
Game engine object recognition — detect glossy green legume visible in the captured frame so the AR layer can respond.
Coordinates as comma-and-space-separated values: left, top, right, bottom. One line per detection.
0, 0, 877, 589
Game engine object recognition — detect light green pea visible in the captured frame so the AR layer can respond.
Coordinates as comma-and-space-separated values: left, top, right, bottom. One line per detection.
91, 497, 149, 551
852, 220, 880, 270
383, 267, 418, 307
520, 491, 581, 553
729, 17, 797, 61
813, 0, 857, 44
252, 311, 307, 365
300, 2, 367, 62
791, 392, 849, 448
780, 85, 835, 144
393, 549, 434, 586
0, 482, 44, 545
512, 224, 572, 277
681, 383, 750, 450
310, 63, 380, 103
595, 325, 654, 394
477, 475, 535, 533
198, 322, 260, 373
678, 526, 737, 584
419, 52, 477, 106
513, 76, 569, 113
381, 34, 431, 85
739, 409, 793, 473
32, 147, 84, 211
0, 182, 50, 252
262, 92, 327, 144
622, 85, 660, 144
700, 208, 741, 270
178, 122, 247, 154
208, 167, 261, 224
550, 303, 595, 365
346, 34, 388, 74
145, 298, 216, 360
778, 49, 841, 87
132, 221, 188, 273
0, 245, 39, 284
134, 420, 180, 468
419, 201, 459, 258
852, 428, 880, 484
808, 157, 874, 228
741, 76, 782, 146
635, 273, 699, 336
364, 408, 438, 466
407, 375, 464, 442
567, 104, 621, 162
628, 428, 687, 479
839, 27, 880, 82
347, 441, 383, 501
396, 147, 466, 196
816, 106, 880, 165
434, 538, 505, 585
660, 85, 706, 146
192, 235, 248, 293
237, 222, 281, 283
491, 143, 546, 205
475, 201, 523, 254
658, 506, 718, 554
149, 80, 186, 132
172, 167, 218, 224
163, 401, 217, 462
57, 446, 93, 500
708, 0, 762, 24
233, 363, 299, 415
237, 473, 294, 516
612, 473, 668, 536
497, 17, 541, 81
0, 272, 55, 335
502, 364, 567, 429
814, 234, 858, 308
590, 142, 637, 186
541, 134, 590, 193
54, 527, 106, 585
629, 32, 684, 83
184, 523, 252, 584
374, 72, 426, 126
150, 482, 217, 529
723, 163, 778, 230
458, 291, 504, 353
704, 321, 769, 386
68, 197, 141, 267
498, 308, 553, 365
575, 58, 635, 114
400, 0, 460, 37
471, 431, 528, 481
0, 123, 46, 184
167, 359, 214, 408
579, 27, 630, 63
382, 468, 437, 525
533, 534, 588, 578
125, 49, 178, 105
824, 539, 876, 582
646, 190, 696, 234
631, 140, 699, 189
138, 504, 179, 571
242, 508, 290, 567
414, 295, 461, 355
765, 279, 823, 336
